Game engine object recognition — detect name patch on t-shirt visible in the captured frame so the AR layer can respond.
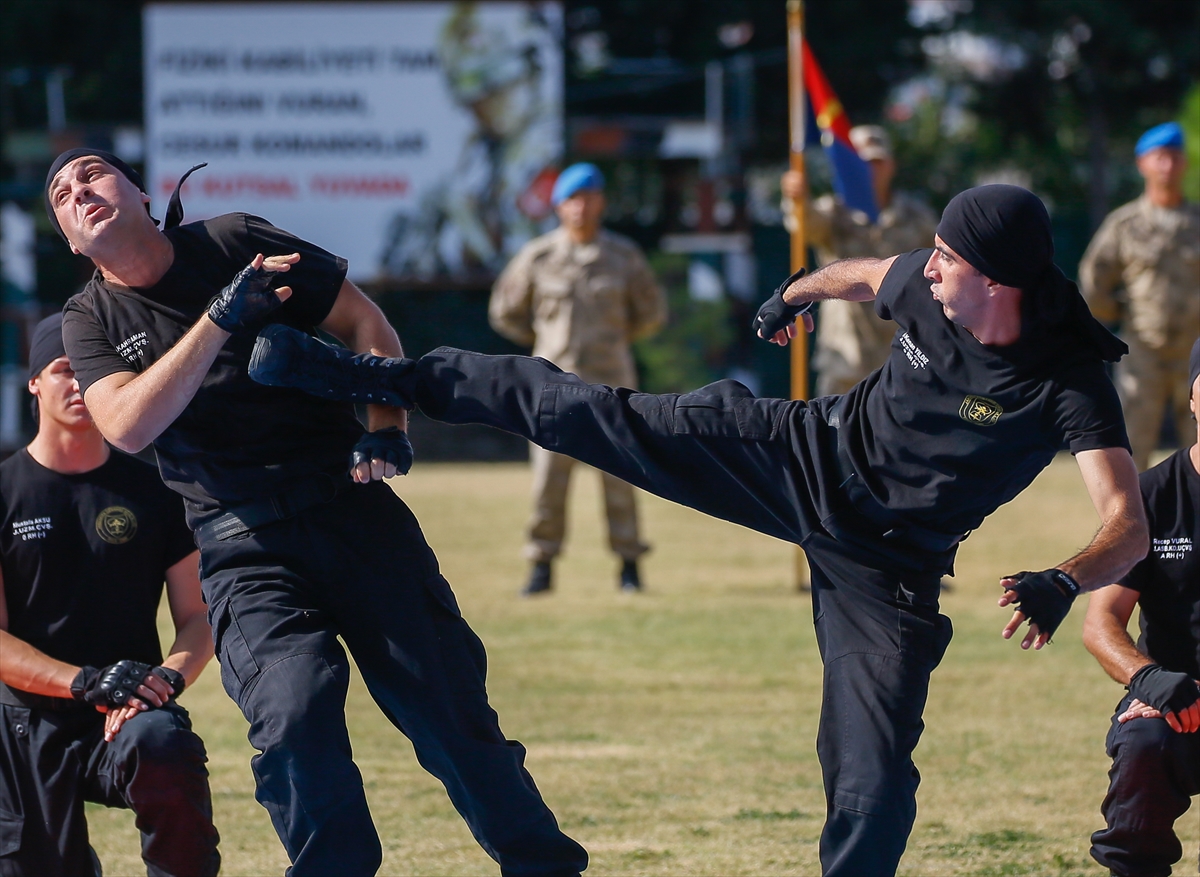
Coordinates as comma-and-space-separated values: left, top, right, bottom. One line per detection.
899, 332, 929, 370
116, 332, 149, 363
959, 395, 1004, 426
12, 516, 51, 540
1151, 536, 1193, 561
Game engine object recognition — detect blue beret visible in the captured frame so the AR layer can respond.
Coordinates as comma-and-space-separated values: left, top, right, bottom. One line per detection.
1135, 122, 1184, 157
551, 163, 605, 206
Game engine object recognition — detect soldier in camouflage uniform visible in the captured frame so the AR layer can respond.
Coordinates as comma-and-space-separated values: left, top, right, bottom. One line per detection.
1080, 122, 1200, 471
489, 164, 667, 595
782, 126, 938, 395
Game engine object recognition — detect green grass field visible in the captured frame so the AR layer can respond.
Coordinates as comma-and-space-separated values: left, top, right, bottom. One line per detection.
87, 454, 1197, 876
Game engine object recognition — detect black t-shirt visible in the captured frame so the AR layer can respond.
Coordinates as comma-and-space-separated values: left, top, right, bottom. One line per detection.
0, 449, 195, 668
61, 214, 363, 525
1118, 448, 1200, 678
832, 249, 1129, 535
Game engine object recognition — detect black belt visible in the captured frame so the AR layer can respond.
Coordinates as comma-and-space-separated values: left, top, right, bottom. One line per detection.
0, 681, 88, 713
832, 434, 964, 555
195, 472, 351, 545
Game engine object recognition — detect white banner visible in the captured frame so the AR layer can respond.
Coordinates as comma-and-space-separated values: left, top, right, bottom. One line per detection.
144, 2, 563, 283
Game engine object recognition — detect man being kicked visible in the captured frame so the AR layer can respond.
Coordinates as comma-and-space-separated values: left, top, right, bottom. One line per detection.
1083, 337, 1200, 877
0, 314, 218, 876
50, 149, 586, 876
252, 185, 1149, 877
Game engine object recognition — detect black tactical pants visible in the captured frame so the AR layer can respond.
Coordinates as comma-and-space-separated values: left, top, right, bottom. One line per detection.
1090, 692, 1200, 877
0, 699, 218, 877
412, 348, 955, 877
196, 480, 586, 877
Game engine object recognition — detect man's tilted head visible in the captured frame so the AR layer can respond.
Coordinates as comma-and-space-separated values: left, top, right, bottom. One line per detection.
935, 185, 1053, 290
44, 148, 152, 244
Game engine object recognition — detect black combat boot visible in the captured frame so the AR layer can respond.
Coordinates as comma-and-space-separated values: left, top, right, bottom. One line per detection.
249, 323, 417, 408
619, 560, 642, 592
522, 561, 553, 597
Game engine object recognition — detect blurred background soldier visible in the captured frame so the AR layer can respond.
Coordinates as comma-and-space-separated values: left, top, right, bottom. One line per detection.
781, 125, 938, 395
1080, 121, 1200, 470
489, 163, 667, 595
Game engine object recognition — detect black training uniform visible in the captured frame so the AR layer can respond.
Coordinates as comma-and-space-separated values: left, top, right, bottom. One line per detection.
407, 248, 1129, 877
61, 214, 586, 877
1090, 448, 1199, 877
0, 450, 217, 877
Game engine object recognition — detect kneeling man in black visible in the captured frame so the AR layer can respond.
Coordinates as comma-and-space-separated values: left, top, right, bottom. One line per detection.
251, 185, 1150, 877
0, 314, 218, 877
1083, 338, 1200, 877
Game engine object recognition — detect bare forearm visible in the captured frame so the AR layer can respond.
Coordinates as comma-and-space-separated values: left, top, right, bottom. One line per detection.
87, 316, 230, 452
782, 257, 892, 306
160, 614, 214, 689
1083, 613, 1151, 685
1059, 510, 1148, 593
0, 630, 78, 698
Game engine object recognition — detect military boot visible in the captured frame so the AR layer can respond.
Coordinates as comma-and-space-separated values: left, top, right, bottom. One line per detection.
249, 323, 417, 408
619, 559, 643, 592
522, 561, 553, 597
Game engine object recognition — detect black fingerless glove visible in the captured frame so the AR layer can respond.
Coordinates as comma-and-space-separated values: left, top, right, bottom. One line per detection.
70, 660, 154, 708
752, 267, 811, 338
1003, 568, 1080, 639
1128, 663, 1200, 715
151, 666, 186, 697
208, 262, 285, 333
350, 427, 414, 476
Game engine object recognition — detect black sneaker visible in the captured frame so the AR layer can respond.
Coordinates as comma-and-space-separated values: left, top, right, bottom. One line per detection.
619, 560, 642, 592
522, 561, 553, 597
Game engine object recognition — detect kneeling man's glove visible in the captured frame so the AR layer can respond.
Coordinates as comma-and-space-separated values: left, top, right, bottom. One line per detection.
1003, 568, 1080, 639
350, 427, 414, 476
752, 267, 811, 338
150, 666, 186, 697
249, 323, 417, 409
208, 262, 286, 333
1128, 664, 1200, 715
71, 660, 154, 708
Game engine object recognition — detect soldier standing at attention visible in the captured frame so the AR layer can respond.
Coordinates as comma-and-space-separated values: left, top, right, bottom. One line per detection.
489, 163, 666, 596
781, 126, 938, 395
1079, 121, 1200, 470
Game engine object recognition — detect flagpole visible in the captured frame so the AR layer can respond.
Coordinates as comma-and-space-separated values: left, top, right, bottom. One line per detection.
786, 0, 810, 589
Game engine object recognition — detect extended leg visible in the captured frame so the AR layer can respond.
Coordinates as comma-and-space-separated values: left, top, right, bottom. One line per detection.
414, 348, 814, 545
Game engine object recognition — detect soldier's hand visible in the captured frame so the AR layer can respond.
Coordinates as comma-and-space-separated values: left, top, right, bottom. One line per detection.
998, 569, 1080, 649
208, 253, 297, 333
781, 169, 805, 201
350, 427, 413, 483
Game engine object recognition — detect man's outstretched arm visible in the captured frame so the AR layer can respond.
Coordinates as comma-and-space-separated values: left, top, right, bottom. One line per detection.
1000, 447, 1148, 650
757, 256, 897, 345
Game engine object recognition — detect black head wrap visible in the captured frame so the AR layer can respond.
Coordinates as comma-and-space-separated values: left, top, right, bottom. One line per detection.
28, 312, 66, 380
936, 185, 1127, 362
44, 148, 206, 243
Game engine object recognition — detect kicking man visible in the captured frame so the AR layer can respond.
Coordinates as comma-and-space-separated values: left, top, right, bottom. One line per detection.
252, 184, 1149, 877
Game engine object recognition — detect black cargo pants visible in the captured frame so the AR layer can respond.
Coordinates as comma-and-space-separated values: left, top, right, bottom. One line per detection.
0, 697, 218, 877
1090, 692, 1200, 877
412, 348, 954, 877
196, 480, 586, 877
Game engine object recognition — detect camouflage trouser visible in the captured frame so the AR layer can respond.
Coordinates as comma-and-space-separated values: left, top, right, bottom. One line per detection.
525, 444, 650, 563
1116, 334, 1196, 471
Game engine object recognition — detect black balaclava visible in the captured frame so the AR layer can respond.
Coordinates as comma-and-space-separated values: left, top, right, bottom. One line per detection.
45, 148, 206, 243
936, 185, 1126, 362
